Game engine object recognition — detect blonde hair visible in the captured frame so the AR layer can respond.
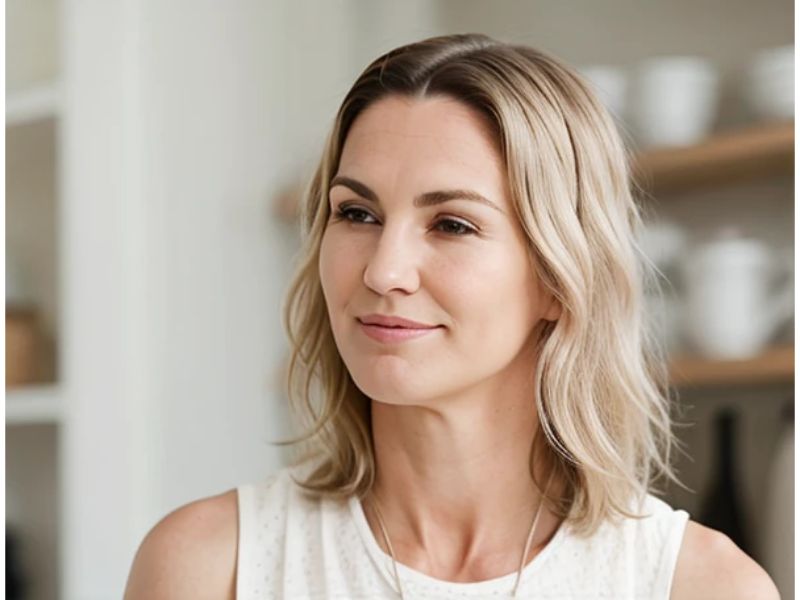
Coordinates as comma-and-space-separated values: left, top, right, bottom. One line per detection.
279, 33, 685, 537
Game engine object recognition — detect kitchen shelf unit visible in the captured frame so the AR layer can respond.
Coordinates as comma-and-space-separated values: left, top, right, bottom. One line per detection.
6, 40, 63, 600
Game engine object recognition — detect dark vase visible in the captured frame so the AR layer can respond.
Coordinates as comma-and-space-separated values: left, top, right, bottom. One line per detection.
698, 408, 752, 557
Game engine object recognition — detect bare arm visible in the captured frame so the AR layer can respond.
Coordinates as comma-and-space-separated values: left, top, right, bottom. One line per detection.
123, 489, 239, 600
671, 520, 780, 600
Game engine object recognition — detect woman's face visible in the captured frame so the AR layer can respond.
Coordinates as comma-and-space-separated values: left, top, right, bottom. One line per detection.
319, 94, 559, 406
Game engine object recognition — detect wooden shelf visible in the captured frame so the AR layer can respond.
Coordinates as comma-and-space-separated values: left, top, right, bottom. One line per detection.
6, 384, 63, 425
634, 122, 794, 194
669, 345, 794, 386
6, 84, 60, 126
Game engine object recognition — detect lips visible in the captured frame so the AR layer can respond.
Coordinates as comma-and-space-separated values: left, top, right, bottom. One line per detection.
359, 321, 440, 343
357, 314, 437, 329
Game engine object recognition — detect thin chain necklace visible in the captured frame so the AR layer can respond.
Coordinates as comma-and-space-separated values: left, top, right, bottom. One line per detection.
368, 466, 556, 599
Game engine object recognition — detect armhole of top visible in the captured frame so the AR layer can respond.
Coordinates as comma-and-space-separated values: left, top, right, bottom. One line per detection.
235, 484, 252, 600
660, 509, 690, 600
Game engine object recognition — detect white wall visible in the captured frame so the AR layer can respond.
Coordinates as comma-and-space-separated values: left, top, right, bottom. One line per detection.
62, 1, 363, 597
6, 0, 59, 91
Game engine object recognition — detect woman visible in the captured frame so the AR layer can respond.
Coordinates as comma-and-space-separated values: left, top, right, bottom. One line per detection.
125, 34, 779, 599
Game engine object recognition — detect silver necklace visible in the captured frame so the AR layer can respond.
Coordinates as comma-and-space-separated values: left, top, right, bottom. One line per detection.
368, 467, 556, 599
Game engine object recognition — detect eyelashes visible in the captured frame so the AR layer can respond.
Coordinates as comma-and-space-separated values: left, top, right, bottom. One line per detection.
333, 205, 478, 236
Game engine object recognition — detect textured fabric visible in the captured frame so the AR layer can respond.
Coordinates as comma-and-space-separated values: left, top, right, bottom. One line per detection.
236, 464, 690, 599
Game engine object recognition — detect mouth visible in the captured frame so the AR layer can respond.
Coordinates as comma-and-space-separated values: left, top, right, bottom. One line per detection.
357, 319, 442, 343
357, 313, 439, 329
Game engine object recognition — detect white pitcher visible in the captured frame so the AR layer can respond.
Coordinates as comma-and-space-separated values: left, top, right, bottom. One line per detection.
680, 232, 793, 359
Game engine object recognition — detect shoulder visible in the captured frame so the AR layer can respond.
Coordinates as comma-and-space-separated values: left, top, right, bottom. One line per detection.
123, 488, 239, 600
670, 520, 780, 600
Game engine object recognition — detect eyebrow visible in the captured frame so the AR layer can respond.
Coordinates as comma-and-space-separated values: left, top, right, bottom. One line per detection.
329, 175, 504, 213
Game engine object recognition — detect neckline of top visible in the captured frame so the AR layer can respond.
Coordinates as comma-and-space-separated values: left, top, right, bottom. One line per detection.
346, 492, 570, 593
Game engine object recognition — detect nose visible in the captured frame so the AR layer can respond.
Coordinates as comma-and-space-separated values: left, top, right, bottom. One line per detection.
362, 224, 421, 296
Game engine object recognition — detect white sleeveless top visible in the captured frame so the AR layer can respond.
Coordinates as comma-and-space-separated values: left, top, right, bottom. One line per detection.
236, 465, 689, 599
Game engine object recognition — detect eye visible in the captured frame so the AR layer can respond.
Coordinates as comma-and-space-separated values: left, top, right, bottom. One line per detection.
333, 205, 478, 236
434, 218, 477, 236
335, 206, 378, 224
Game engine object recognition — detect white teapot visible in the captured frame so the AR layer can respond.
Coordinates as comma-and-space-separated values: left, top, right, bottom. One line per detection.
680, 230, 793, 359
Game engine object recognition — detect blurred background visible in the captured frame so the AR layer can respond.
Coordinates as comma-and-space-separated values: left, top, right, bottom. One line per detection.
5, 1, 794, 598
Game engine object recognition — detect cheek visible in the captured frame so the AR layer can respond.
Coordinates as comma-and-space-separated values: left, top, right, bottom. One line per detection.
319, 229, 364, 308
444, 248, 538, 334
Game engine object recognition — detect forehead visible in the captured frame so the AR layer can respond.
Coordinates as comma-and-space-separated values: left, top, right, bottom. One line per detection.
337, 95, 509, 201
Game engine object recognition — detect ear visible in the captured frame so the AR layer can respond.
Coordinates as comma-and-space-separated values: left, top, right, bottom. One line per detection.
541, 289, 562, 322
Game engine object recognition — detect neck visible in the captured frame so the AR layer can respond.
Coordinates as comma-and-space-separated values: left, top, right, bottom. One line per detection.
363, 386, 565, 583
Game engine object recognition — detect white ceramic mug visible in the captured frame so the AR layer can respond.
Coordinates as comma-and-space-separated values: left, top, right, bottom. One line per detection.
680, 233, 793, 359
632, 56, 719, 147
744, 45, 794, 121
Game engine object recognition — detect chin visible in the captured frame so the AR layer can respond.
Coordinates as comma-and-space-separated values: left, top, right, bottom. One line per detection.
348, 359, 433, 407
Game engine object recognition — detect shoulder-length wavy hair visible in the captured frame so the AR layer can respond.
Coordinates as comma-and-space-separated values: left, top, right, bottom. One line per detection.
279, 33, 685, 537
